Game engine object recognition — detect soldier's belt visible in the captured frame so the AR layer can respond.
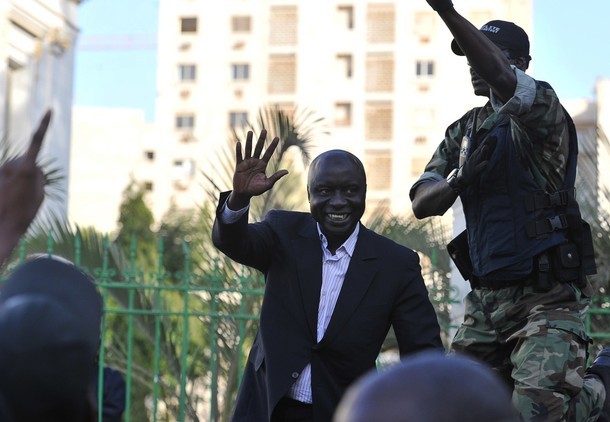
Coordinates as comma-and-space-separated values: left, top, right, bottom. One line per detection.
470, 274, 534, 290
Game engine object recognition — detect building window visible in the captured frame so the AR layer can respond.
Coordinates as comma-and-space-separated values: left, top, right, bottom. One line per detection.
272, 102, 296, 120
366, 52, 394, 92
411, 157, 429, 177
414, 136, 427, 145
367, 4, 395, 43
336, 54, 353, 78
365, 101, 393, 140
232, 63, 250, 80
180, 17, 198, 33
232, 15, 251, 32
268, 54, 296, 94
414, 12, 435, 38
144, 151, 155, 161
229, 112, 248, 128
269, 6, 297, 45
173, 159, 195, 177
337, 5, 354, 29
416, 60, 435, 77
144, 181, 154, 191
179, 64, 197, 81
365, 150, 392, 190
176, 114, 195, 129
334, 103, 352, 126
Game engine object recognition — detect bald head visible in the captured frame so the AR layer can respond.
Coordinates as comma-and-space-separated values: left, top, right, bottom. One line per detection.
334, 352, 518, 422
306, 149, 367, 252
308, 150, 366, 188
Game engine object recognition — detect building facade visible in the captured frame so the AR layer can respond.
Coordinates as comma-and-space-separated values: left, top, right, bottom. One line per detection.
1, 0, 83, 222
69, 106, 159, 233
150, 0, 532, 218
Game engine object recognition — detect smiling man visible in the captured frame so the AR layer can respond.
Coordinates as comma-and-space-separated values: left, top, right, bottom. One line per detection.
212, 131, 443, 422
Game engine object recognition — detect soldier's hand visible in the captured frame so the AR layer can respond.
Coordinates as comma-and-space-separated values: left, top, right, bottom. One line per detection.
456, 136, 497, 189
426, 0, 453, 12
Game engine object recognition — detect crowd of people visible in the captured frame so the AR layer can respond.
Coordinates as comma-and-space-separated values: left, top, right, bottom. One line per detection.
0, 113, 125, 421
2, 0, 610, 421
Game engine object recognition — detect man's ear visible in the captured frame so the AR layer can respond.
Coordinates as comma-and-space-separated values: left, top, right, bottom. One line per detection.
515, 56, 529, 71
307, 186, 311, 202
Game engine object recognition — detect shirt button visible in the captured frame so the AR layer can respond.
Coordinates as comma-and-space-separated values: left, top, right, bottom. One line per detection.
291, 372, 299, 379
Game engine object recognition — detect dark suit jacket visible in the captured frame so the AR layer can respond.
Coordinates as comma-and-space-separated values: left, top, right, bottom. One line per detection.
213, 192, 443, 421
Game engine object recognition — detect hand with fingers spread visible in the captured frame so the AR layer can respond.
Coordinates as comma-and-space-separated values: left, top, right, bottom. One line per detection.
227, 130, 288, 210
0, 109, 52, 265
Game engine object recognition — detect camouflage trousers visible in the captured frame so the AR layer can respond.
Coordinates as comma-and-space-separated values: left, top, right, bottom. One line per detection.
451, 281, 606, 421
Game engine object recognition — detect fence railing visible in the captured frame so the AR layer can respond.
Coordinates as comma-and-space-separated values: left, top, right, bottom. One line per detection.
3, 237, 609, 421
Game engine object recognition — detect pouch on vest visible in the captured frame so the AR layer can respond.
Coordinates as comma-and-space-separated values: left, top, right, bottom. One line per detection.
551, 242, 580, 283
447, 230, 473, 281
548, 220, 595, 292
579, 220, 597, 277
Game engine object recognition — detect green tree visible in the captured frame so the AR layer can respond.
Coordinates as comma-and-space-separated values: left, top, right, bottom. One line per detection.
115, 180, 157, 268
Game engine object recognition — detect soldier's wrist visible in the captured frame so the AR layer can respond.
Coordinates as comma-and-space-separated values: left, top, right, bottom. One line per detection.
446, 168, 461, 193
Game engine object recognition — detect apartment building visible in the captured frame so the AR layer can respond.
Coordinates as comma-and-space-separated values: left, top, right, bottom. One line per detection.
151, 0, 532, 218
1, 0, 83, 221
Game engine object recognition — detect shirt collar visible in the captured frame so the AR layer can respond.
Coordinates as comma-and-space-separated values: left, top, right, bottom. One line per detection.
316, 223, 360, 257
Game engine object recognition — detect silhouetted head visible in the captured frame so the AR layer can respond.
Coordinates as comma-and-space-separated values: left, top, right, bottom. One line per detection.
334, 351, 519, 422
0, 257, 102, 421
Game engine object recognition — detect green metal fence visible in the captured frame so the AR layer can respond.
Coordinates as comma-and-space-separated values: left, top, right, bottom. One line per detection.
3, 237, 610, 421
85, 249, 267, 421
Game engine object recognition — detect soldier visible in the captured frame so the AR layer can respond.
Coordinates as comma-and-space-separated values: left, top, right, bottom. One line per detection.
410, 1, 610, 420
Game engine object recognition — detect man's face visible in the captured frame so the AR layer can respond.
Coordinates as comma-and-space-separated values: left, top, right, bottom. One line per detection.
469, 48, 525, 97
469, 67, 491, 97
308, 154, 366, 248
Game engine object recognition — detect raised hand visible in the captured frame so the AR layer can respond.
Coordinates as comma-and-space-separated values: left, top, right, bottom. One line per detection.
0, 109, 52, 264
426, 0, 453, 12
228, 130, 288, 210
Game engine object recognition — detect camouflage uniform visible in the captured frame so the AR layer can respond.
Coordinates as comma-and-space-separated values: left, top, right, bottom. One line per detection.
410, 68, 606, 420
452, 283, 604, 421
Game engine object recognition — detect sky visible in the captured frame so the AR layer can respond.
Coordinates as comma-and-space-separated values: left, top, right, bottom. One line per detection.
73, 0, 610, 122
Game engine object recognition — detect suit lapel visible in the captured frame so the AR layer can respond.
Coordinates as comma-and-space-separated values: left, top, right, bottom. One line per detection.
319, 226, 378, 346
292, 219, 323, 340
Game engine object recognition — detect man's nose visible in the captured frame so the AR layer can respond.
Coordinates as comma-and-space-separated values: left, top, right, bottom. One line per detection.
329, 191, 347, 206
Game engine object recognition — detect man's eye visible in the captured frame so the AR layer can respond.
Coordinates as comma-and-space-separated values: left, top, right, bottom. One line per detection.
319, 189, 329, 195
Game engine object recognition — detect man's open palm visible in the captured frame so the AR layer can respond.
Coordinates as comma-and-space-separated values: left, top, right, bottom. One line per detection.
229, 130, 288, 210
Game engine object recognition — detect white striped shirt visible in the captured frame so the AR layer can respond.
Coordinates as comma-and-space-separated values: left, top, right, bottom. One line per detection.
287, 223, 359, 403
